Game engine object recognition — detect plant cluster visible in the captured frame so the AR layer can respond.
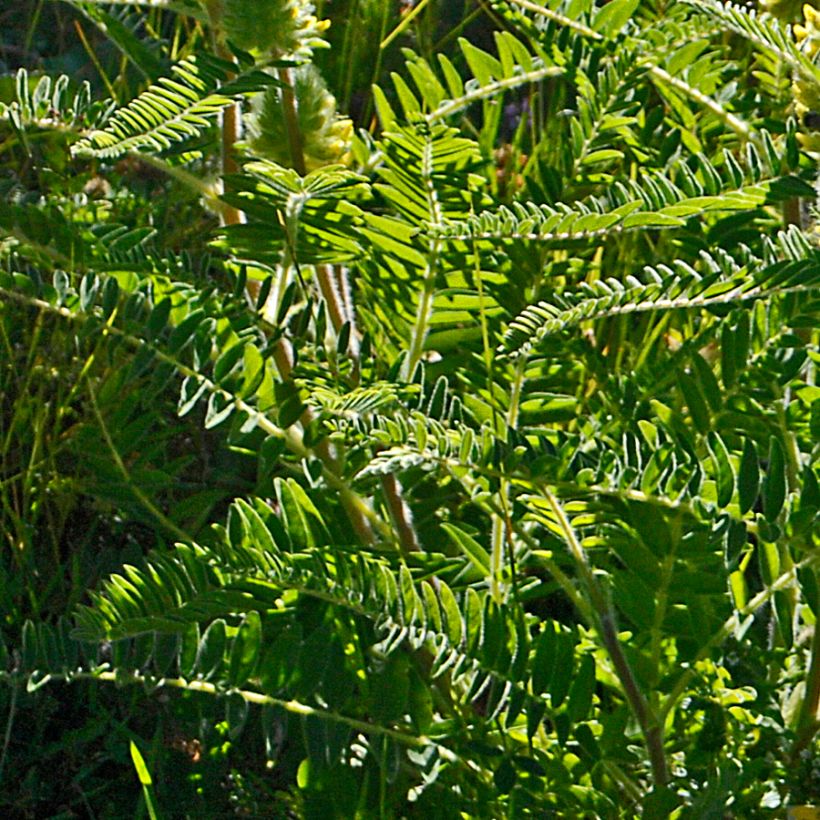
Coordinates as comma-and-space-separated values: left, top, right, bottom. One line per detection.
0, 0, 819, 816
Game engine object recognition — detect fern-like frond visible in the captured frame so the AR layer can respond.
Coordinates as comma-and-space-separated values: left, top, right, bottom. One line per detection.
71, 494, 594, 745
682, 0, 820, 81
501, 247, 820, 356
359, 123, 491, 360
216, 161, 369, 266
433, 150, 810, 243
71, 54, 278, 159
375, 32, 564, 129
1, 617, 460, 766
565, 54, 647, 179
0, 265, 283, 434
307, 382, 402, 419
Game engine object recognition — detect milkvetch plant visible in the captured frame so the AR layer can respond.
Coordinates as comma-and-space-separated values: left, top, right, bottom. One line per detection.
0, 0, 819, 815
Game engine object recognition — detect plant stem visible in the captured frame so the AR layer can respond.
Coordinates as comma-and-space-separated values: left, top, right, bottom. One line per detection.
402, 258, 437, 381
311, 263, 385, 543
213, 40, 244, 229
599, 612, 668, 785
504, 0, 602, 39
380, 471, 420, 554
793, 612, 820, 757
202, 0, 244, 268
647, 65, 753, 141
402, 133, 442, 381
271, 335, 374, 544
336, 266, 361, 362
87, 378, 193, 544
380, 0, 432, 50
543, 487, 669, 787
659, 551, 820, 723
315, 263, 347, 336
0, 683, 17, 785
262, 57, 379, 542
278, 67, 306, 176
11, 669, 463, 764
490, 358, 525, 603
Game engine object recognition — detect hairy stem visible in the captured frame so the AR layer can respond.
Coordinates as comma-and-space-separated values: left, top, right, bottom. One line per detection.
315, 263, 348, 337
213, 42, 244, 229
647, 65, 752, 141
380, 472, 420, 555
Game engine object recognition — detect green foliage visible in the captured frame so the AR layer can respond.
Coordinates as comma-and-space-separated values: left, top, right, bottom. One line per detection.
71, 53, 279, 159
1, 0, 819, 816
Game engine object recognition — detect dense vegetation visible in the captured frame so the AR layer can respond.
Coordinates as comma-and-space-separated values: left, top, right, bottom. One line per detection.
1, 0, 819, 815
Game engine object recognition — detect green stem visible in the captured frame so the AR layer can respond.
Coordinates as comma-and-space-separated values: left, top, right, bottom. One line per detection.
648, 522, 681, 705
542, 487, 669, 787
402, 134, 442, 381
0, 683, 17, 785
490, 359, 525, 603
647, 65, 753, 142
0, 287, 391, 542
427, 65, 564, 125
380, 471, 420, 554
212, 37, 244, 228
380, 0, 432, 51
402, 253, 439, 381
659, 551, 820, 723
8, 669, 462, 765
503, 0, 601, 39
792, 611, 820, 757
87, 378, 193, 544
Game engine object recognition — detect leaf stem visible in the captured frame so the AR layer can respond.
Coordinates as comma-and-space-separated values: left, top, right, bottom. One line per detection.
86, 378, 193, 544
792, 608, 820, 757
647, 64, 753, 141
542, 487, 669, 787
8, 668, 463, 765
402, 131, 442, 381
659, 551, 820, 723
380, 471, 420, 554
503, 0, 602, 39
